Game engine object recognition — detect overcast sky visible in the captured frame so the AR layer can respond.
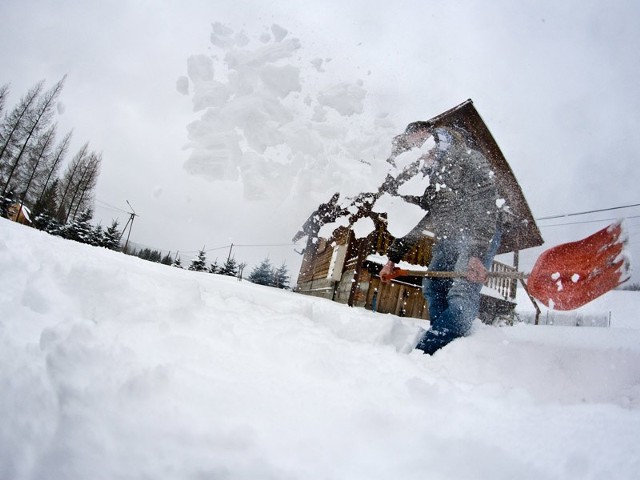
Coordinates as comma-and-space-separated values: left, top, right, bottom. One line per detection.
2, 0, 639, 283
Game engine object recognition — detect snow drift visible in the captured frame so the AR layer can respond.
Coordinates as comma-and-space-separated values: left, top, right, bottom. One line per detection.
1, 217, 640, 479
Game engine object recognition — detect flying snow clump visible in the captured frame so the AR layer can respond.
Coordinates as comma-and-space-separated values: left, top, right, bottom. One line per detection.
179, 22, 396, 203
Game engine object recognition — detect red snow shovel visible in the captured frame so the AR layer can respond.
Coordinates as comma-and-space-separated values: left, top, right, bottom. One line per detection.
383, 221, 631, 311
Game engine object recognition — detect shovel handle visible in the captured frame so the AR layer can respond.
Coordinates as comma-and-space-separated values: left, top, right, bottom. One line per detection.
386, 268, 528, 281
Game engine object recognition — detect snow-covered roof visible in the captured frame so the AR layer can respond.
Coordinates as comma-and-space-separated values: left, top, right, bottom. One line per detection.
365, 254, 429, 273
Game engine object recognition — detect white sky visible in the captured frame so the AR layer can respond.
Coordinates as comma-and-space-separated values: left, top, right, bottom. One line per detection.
1, 0, 639, 281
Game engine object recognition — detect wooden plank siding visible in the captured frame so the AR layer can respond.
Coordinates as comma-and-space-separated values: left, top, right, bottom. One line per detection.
365, 276, 428, 319
297, 227, 351, 284
295, 227, 356, 300
296, 223, 518, 324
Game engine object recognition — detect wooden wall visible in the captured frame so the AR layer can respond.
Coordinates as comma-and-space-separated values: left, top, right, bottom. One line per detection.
365, 275, 428, 319
295, 222, 433, 319
296, 219, 518, 324
296, 227, 355, 299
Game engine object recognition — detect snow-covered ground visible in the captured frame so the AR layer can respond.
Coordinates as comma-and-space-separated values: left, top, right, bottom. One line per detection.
2, 217, 640, 480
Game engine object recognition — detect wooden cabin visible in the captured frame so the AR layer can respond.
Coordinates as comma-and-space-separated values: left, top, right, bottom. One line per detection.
6, 203, 31, 225
293, 100, 544, 324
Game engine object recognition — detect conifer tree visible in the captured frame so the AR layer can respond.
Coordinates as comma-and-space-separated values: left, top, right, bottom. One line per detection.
188, 249, 207, 272
172, 256, 184, 269
90, 224, 104, 247
161, 252, 174, 265
249, 258, 274, 286
219, 257, 239, 277
35, 193, 64, 235
209, 260, 220, 274
0, 190, 14, 217
32, 178, 60, 233
138, 248, 152, 260
102, 220, 121, 250
138, 248, 161, 262
63, 209, 94, 244
272, 262, 290, 289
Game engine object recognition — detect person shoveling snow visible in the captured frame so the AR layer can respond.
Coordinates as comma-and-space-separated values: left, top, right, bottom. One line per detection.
381, 121, 630, 355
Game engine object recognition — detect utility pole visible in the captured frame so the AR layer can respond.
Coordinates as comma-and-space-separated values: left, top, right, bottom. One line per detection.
120, 200, 138, 253
227, 243, 234, 262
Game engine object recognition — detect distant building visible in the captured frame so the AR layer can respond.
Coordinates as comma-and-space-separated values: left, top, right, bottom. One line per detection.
6, 203, 31, 225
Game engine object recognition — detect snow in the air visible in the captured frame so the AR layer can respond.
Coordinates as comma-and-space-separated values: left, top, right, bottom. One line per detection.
372, 193, 426, 238
2, 217, 640, 479
179, 22, 394, 208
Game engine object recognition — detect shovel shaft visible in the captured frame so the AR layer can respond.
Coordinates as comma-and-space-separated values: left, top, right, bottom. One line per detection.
382, 222, 628, 310
394, 269, 529, 280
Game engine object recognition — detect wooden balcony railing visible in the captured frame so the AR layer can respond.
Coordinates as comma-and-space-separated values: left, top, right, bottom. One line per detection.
487, 260, 518, 300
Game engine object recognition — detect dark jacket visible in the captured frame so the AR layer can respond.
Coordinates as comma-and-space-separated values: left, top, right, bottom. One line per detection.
387, 135, 499, 262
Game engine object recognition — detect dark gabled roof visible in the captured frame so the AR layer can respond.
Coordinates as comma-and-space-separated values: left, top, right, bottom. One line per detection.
424, 99, 543, 253
293, 100, 544, 254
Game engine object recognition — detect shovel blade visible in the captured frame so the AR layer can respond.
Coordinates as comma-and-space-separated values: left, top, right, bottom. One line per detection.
527, 221, 631, 310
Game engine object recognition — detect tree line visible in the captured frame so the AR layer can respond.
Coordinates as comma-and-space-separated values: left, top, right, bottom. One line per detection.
127, 246, 290, 289
151, 247, 290, 290
0, 78, 101, 233
1, 77, 291, 290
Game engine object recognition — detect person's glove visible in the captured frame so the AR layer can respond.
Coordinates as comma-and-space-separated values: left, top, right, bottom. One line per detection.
466, 256, 488, 283
380, 260, 396, 283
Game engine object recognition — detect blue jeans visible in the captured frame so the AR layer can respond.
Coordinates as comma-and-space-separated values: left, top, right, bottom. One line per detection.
416, 227, 502, 355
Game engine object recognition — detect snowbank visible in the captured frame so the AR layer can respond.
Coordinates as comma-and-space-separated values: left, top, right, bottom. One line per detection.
2, 218, 640, 479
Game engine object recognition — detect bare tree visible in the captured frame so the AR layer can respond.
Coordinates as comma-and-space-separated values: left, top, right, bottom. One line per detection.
0, 83, 9, 118
57, 142, 89, 221
68, 152, 101, 221
15, 125, 57, 220
0, 81, 44, 186
57, 145, 101, 223
1, 76, 65, 197
35, 130, 71, 208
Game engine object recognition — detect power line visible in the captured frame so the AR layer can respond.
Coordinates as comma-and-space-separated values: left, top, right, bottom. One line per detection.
536, 202, 640, 221
165, 242, 298, 255
95, 198, 130, 214
538, 214, 640, 228
234, 243, 297, 248
94, 203, 124, 214
202, 242, 296, 253
204, 245, 232, 253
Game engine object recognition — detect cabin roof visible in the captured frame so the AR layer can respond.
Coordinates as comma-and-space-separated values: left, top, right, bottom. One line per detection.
294, 100, 544, 254
418, 99, 543, 253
